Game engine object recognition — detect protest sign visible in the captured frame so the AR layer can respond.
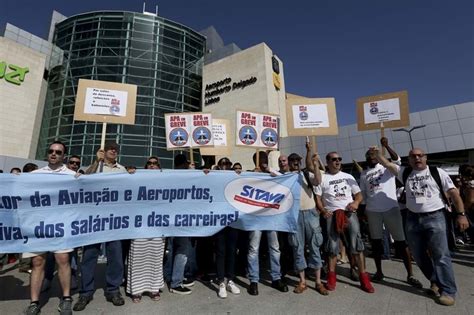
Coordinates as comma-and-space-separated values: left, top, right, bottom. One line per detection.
0, 171, 300, 253
165, 113, 214, 150
200, 119, 231, 157
286, 96, 339, 137
236, 111, 279, 149
74, 79, 137, 125
356, 90, 409, 131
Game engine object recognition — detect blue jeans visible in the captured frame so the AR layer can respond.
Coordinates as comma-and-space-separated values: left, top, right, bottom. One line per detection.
289, 209, 323, 272
164, 237, 191, 288
79, 241, 123, 297
406, 209, 457, 297
247, 231, 281, 282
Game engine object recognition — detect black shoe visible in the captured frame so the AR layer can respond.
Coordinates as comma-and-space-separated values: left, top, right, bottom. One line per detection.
105, 293, 125, 306
183, 278, 195, 287
73, 295, 93, 312
248, 282, 259, 296
170, 285, 192, 295
271, 279, 289, 292
372, 272, 385, 282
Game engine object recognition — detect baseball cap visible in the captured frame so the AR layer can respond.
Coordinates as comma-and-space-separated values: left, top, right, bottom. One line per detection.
288, 153, 302, 161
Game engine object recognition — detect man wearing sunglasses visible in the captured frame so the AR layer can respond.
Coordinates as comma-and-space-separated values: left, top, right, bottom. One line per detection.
314, 152, 374, 293
67, 155, 81, 173
374, 147, 468, 306
24, 141, 76, 315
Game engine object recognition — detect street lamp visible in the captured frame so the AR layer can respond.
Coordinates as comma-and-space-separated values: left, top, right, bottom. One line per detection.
393, 125, 426, 149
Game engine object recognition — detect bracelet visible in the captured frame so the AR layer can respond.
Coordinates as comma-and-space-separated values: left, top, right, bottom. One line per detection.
456, 212, 466, 216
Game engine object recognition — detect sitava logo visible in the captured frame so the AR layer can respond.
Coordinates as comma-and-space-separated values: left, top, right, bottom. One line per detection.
224, 178, 293, 216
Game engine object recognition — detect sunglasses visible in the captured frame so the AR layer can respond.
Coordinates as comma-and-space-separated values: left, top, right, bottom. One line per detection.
147, 161, 160, 166
48, 149, 63, 155
330, 157, 342, 162
68, 160, 80, 166
409, 154, 425, 158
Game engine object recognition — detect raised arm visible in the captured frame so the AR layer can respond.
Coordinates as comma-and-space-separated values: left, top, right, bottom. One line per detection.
381, 137, 399, 161
372, 146, 398, 176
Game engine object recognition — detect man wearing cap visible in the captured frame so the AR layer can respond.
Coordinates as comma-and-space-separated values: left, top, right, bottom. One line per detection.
247, 151, 288, 296
287, 143, 328, 295
74, 142, 127, 311
314, 151, 374, 293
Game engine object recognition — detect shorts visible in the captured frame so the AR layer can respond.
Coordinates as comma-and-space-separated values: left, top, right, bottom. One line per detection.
326, 211, 364, 256
366, 207, 405, 241
22, 249, 73, 259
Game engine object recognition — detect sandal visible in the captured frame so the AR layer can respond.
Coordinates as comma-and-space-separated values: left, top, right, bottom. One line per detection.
293, 282, 307, 294
407, 276, 423, 289
149, 291, 161, 301
131, 294, 142, 303
316, 283, 329, 296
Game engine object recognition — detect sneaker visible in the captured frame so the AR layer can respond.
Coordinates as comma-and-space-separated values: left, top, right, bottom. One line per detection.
24, 303, 41, 315
407, 276, 423, 289
226, 280, 241, 294
58, 298, 72, 315
218, 282, 227, 298
40, 278, 52, 292
182, 278, 195, 287
326, 271, 336, 291
170, 285, 192, 295
359, 272, 375, 293
427, 283, 441, 297
73, 295, 93, 311
105, 293, 125, 306
437, 295, 455, 306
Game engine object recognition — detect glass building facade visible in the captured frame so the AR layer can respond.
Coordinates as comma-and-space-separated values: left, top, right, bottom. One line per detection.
36, 11, 205, 168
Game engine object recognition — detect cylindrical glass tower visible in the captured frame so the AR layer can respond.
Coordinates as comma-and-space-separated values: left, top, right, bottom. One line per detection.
37, 11, 205, 168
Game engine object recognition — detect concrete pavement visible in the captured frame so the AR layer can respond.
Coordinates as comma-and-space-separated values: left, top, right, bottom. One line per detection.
1, 245, 473, 315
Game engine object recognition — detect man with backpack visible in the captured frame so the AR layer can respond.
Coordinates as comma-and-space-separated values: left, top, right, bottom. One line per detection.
373, 147, 469, 306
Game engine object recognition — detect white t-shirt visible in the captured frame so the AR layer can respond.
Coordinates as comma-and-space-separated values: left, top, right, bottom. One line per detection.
360, 160, 401, 212
315, 171, 361, 212
33, 164, 76, 175
396, 165, 454, 213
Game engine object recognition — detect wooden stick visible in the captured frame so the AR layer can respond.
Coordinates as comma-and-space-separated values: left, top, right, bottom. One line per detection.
256, 148, 260, 170
100, 122, 107, 149
380, 122, 385, 155
311, 136, 318, 152
189, 147, 194, 168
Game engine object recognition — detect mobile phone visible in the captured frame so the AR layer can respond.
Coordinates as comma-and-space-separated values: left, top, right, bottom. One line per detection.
305, 136, 309, 143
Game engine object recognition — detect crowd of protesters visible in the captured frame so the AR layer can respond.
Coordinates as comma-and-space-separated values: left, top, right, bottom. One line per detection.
0, 137, 472, 314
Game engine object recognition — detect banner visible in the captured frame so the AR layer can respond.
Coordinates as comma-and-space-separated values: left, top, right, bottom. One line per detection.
363, 98, 401, 124
0, 171, 301, 253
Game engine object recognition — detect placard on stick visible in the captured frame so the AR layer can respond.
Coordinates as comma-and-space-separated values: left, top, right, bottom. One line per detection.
74, 79, 137, 125
165, 112, 214, 150
286, 96, 339, 136
235, 110, 279, 149
356, 90, 409, 131
200, 119, 231, 156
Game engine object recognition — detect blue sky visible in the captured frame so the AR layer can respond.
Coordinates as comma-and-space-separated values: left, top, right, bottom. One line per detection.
2, 0, 472, 126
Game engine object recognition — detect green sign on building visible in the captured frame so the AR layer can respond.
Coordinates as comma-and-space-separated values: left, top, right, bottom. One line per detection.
0, 62, 29, 85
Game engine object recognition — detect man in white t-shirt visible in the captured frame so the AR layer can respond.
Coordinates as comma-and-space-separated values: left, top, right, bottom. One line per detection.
24, 141, 75, 315
315, 151, 374, 293
360, 137, 421, 287
374, 147, 468, 306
